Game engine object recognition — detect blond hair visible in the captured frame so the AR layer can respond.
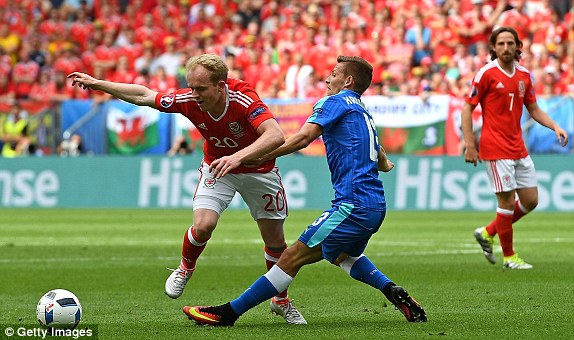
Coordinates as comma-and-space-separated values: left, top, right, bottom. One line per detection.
185, 54, 229, 84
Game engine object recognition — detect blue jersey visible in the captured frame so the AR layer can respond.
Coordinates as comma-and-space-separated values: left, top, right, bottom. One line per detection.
307, 90, 386, 210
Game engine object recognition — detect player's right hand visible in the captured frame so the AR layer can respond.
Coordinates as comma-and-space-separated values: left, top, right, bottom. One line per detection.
464, 147, 479, 167
67, 72, 96, 90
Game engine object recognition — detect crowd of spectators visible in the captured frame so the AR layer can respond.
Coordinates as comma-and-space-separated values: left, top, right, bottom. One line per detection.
0, 0, 573, 105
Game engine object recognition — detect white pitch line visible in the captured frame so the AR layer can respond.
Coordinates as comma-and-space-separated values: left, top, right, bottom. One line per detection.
1, 238, 572, 264
2, 237, 571, 247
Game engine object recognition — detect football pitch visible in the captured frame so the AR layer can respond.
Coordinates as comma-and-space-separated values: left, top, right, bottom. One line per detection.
1, 209, 573, 340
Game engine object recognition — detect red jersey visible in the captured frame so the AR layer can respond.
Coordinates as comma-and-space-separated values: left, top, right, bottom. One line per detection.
465, 60, 536, 160
154, 78, 277, 174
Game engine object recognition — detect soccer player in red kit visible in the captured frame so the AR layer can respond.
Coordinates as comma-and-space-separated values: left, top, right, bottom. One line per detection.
461, 27, 569, 269
68, 54, 307, 324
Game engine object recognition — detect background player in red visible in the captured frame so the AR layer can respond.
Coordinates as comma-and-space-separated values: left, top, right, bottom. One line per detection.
461, 27, 569, 270
68, 54, 307, 324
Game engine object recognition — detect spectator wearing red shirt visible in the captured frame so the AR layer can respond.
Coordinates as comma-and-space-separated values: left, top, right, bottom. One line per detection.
54, 69, 86, 100
447, 0, 473, 48
93, 30, 119, 76
53, 45, 84, 77
148, 65, 177, 94
430, 13, 459, 63
114, 25, 144, 70
12, 45, 40, 99
39, 7, 66, 38
151, 0, 181, 30
69, 9, 94, 50
189, 7, 216, 42
254, 51, 282, 96
495, 0, 531, 46
308, 25, 335, 79
242, 51, 262, 89
0, 71, 15, 103
94, 3, 123, 35
121, 2, 145, 29
462, 0, 505, 55
29, 69, 57, 103
80, 39, 98, 75
530, 0, 556, 55
134, 13, 165, 50
109, 55, 137, 84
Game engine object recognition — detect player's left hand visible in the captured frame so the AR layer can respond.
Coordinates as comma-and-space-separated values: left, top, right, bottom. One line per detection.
209, 156, 241, 178
380, 159, 394, 172
555, 126, 569, 147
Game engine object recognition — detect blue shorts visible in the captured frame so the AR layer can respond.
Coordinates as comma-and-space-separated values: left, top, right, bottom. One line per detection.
298, 203, 386, 263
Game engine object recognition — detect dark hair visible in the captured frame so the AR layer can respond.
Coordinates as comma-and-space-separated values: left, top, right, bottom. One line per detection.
336, 55, 373, 94
489, 26, 522, 61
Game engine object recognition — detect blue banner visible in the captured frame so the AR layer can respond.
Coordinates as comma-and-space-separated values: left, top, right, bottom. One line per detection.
61, 100, 107, 155
525, 96, 574, 154
61, 100, 173, 155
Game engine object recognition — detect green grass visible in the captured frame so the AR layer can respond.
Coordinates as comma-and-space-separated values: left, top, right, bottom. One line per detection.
1, 209, 573, 339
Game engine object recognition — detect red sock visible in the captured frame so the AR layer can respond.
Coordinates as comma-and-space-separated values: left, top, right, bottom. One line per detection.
485, 219, 497, 236
265, 244, 288, 300
487, 200, 529, 236
495, 208, 514, 257
180, 226, 209, 271
512, 199, 528, 223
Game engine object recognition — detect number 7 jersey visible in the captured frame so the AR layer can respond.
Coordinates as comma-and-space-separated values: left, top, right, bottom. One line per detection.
154, 77, 277, 173
465, 59, 537, 160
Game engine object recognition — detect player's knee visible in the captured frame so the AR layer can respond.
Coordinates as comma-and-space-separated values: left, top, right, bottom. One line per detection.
524, 198, 538, 211
334, 253, 350, 266
276, 243, 311, 272
190, 223, 216, 239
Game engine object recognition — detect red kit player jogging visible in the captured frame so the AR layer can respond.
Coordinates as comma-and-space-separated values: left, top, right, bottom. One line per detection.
461, 27, 568, 270
69, 54, 307, 324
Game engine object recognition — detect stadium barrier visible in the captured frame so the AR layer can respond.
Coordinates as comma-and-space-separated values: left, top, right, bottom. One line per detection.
0, 154, 572, 211
2, 95, 572, 156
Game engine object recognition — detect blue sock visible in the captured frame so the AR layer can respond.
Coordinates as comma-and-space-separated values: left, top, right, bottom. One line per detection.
348, 255, 392, 291
230, 276, 278, 315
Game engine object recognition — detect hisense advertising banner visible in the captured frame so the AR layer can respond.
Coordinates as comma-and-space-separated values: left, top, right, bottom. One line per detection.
1, 155, 572, 211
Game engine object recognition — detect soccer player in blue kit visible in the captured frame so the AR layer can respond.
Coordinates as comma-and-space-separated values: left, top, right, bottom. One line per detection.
183, 56, 428, 326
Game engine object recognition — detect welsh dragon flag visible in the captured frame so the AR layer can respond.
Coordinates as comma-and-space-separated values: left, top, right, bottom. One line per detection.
107, 104, 160, 154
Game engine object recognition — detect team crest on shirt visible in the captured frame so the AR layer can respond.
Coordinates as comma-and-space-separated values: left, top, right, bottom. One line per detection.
228, 122, 241, 133
204, 177, 216, 188
228, 121, 245, 138
518, 81, 525, 97
160, 94, 175, 108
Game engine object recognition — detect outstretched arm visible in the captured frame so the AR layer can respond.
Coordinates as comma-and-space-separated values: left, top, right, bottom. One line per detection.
526, 102, 569, 147
266, 122, 323, 160
68, 72, 158, 107
240, 122, 323, 171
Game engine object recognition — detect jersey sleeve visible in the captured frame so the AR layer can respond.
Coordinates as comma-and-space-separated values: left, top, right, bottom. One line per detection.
307, 96, 345, 131
465, 74, 484, 107
154, 88, 195, 113
524, 73, 537, 106
240, 83, 275, 130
